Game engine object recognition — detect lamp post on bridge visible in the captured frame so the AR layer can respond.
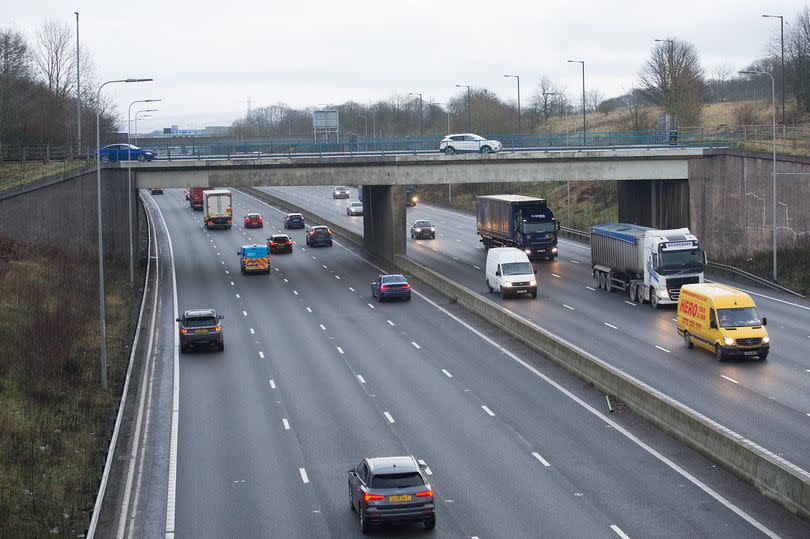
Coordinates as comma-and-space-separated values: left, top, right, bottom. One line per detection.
567, 60, 585, 145
503, 74, 520, 134
456, 84, 471, 132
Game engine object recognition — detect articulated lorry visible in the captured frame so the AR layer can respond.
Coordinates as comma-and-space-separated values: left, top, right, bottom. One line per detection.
203, 189, 233, 229
189, 187, 205, 210
590, 223, 706, 308
475, 195, 560, 260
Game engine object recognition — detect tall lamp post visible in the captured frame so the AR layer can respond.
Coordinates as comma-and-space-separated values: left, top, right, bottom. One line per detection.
431, 102, 451, 134
567, 60, 586, 145
127, 99, 161, 286
134, 109, 156, 143
75, 12, 81, 155
456, 84, 471, 132
408, 93, 423, 136
763, 14, 785, 127
96, 77, 152, 390
504, 74, 521, 134
740, 70, 777, 281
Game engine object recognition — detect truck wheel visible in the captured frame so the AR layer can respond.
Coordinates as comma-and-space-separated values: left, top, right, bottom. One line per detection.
714, 345, 724, 362
605, 275, 613, 293
597, 272, 605, 290
683, 331, 694, 349
650, 288, 659, 309
636, 286, 646, 304
629, 285, 637, 302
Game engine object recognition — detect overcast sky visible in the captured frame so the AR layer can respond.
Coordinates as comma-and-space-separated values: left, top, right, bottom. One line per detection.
7, 0, 806, 132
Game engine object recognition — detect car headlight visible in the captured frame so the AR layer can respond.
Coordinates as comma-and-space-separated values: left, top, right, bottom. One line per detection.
723, 337, 735, 346
762, 336, 770, 344
430, 227, 435, 231
529, 280, 536, 286
551, 247, 558, 253
504, 281, 512, 287
415, 228, 422, 233
525, 249, 532, 254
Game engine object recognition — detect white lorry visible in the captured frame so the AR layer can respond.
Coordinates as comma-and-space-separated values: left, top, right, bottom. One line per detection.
203, 189, 233, 229
590, 223, 706, 308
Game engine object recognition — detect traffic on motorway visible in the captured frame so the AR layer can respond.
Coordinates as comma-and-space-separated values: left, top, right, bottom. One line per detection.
131, 186, 810, 537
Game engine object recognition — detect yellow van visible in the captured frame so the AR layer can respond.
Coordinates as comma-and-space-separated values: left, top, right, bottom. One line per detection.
677, 283, 769, 361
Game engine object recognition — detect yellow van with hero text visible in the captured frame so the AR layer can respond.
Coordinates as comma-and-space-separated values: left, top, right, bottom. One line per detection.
677, 283, 769, 361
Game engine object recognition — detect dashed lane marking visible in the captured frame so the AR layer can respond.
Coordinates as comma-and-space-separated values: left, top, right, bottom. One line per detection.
610, 525, 630, 539
368, 303, 375, 309
349, 287, 355, 292
473, 265, 481, 270
532, 452, 551, 466
258, 351, 265, 359
235, 294, 240, 299
604, 322, 618, 329
384, 412, 395, 423
306, 307, 312, 313
357, 375, 366, 384
320, 324, 326, 331
387, 320, 395, 326
299, 468, 309, 484
721, 375, 739, 384
441, 369, 453, 378
282, 419, 290, 430
586, 286, 596, 291
249, 328, 255, 335
563, 304, 575, 310
336, 346, 344, 354
411, 342, 421, 349
656, 345, 671, 353
551, 273, 561, 278
481, 405, 495, 417
268, 379, 276, 389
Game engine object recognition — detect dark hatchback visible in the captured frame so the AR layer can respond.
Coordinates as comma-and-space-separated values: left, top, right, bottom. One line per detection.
410, 219, 435, 239
305, 225, 333, 247
268, 233, 293, 254
284, 213, 306, 229
371, 274, 412, 302
177, 309, 224, 353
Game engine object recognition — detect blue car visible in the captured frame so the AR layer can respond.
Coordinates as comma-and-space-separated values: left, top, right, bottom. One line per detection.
284, 213, 306, 229
371, 274, 412, 302
97, 144, 156, 162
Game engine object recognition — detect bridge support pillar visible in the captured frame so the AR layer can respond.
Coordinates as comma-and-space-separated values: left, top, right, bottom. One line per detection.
618, 179, 689, 229
361, 185, 406, 263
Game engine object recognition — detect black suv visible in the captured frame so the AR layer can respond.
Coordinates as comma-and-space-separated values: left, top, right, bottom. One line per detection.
305, 225, 333, 247
410, 219, 435, 239
177, 309, 224, 353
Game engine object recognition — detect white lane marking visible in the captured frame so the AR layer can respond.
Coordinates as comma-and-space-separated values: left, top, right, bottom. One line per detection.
242, 310, 247, 316
481, 405, 495, 416
704, 279, 810, 311
656, 345, 671, 353
532, 452, 551, 467
367, 303, 375, 309
357, 375, 366, 384
311, 256, 317, 260
551, 273, 561, 278
411, 341, 421, 349
322, 264, 327, 269
455, 239, 461, 243
441, 369, 453, 378
432, 248, 439, 252
672, 318, 677, 322
275, 267, 279, 272
306, 307, 312, 313
221, 261, 224, 265
283, 278, 289, 283
384, 411, 395, 423
269, 379, 276, 389
349, 287, 355, 292
570, 260, 581, 264
610, 525, 630, 539
452, 256, 459, 260
299, 468, 309, 484
417, 459, 433, 475
320, 324, 326, 330
230, 281, 234, 286
258, 351, 265, 359
235, 293, 240, 299
217, 252, 220, 256
604, 322, 618, 329
563, 304, 575, 310
249, 328, 255, 335
282, 418, 290, 430
586, 285, 596, 291
439, 233, 446, 237
335, 275, 341, 280
224, 270, 229, 275
624, 301, 637, 307
387, 320, 395, 326
293, 290, 299, 295
336, 346, 344, 354
721, 375, 739, 385
473, 265, 481, 270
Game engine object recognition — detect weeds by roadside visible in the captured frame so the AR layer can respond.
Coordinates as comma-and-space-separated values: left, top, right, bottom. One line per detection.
0, 161, 91, 194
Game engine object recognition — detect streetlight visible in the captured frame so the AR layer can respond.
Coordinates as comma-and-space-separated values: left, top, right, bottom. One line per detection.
456, 84, 471, 132
567, 60, 586, 145
740, 70, 777, 281
127, 99, 161, 286
95, 77, 152, 390
431, 102, 451, 134
75, 12, 80, 155
504, 74, 521, 134
763, 14, 785, 127
134, 109, 157, 142
408, 93, 423, 136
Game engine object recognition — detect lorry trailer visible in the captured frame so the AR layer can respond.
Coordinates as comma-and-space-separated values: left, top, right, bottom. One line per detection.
203, 189, 233, 229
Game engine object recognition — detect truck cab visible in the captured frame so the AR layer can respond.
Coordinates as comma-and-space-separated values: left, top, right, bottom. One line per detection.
237, 244, 270, 274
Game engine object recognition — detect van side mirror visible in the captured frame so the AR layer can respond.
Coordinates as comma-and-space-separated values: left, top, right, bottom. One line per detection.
348, 469, 356, 476
219, 314, 225, 320
495, 270, 501, 277
175, 318, 181, 323
555, 220, 561, 232
418, 462, 428, 470
533, 269, 537, 274
761, 317, 767, 326
237, 251, 241, 255
709, 319, 717, 329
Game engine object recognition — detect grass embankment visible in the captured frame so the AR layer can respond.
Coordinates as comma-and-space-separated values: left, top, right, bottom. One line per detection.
418, 181, 617, 232
0, 161, 90, 194
0, 236, 137, 536
716, 246, 810, 296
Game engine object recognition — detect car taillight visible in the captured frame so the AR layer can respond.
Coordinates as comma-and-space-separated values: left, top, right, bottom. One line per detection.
271, 242, 277, 246
415, 490, 433, 497
180, 328, 187, 334
214, 325, 221, 331
327, 228, 333, 235
364, 493, 385, 502
310, 231, 315, 236
401, 284, 410, 289
380, 285, 390, 290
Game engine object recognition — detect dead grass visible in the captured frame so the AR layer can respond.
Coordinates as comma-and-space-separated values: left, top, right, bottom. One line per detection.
0, 236, 138, 536
0, 161, 91, 194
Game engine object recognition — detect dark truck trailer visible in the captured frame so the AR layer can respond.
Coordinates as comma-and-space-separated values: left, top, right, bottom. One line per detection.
475, 195, 560, 260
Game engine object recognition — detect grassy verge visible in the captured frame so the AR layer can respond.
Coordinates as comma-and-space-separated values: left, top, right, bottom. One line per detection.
0, 236, 138, 536
714, 244, 810, 296
0, 161, 91, 194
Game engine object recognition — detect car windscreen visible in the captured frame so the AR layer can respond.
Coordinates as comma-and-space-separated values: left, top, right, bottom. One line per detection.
502, 262, 533, 275
247, 214, 260, 218
288, 214, 303, 219
381, 275, 406, 284
371, 472, 423, 489
312, 228, 330, 236
717, 307, 762, 328
414, 221, 431, 227
351, 202, 363, 207
522, 221, 556, 234
185, 316, 217, 327
272, 236, 290, 242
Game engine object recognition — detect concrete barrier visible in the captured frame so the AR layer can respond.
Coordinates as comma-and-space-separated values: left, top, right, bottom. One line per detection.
238, 185, 810, 521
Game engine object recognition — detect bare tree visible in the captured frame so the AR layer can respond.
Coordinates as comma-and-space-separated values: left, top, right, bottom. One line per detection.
586, 89, 604, 113
786, 6, 810, 112
35, 20, 75, 98
711, 63, 733, 102
639, 38, 705, 126
528, 75, 566, 128
620, 88, 652, 130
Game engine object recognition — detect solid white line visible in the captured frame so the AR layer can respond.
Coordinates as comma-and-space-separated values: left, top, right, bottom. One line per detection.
656, 345, 671, 353
473, 265, 481, 270
258, 351, 265, 359
563, 304, 575, 310
481, 405, 495, 416
299, 468, 309, 484
282, 418, 290, 430
269, 379, 276, 389
249, 328, 255, 335
604, 322, 618, 329
242, 310, 247, 316
384, 411, 395, 423
387, 320, 395, 326
610, 525, 630, 539
586, 285, 596, 291
624, 301, 637, 307
551, 273, 561, 278
320, 324, 326, 330
306, 307, 312, 312
336, 346, 344, 354
349, 287, 355, 292
721, 375, 739, 384
704, 279, 810, 311
441, 369, 453, 378
532, 452, 551, 467
367, 303, 375, 309
411, 341, 421, 349
357, 375, 366, 384
417, 459, 433, 475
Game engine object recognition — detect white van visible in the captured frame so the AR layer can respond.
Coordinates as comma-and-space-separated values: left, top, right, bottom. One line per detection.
486, 247, 538, 298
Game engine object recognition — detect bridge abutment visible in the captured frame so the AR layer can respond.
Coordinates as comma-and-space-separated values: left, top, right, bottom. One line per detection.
618, 179, 689, 229
361, 184, 406, 263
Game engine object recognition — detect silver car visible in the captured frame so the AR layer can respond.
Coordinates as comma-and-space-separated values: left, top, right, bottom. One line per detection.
347, 200, 364, 216
348, 456, 435, 532
332, 186, 351, 199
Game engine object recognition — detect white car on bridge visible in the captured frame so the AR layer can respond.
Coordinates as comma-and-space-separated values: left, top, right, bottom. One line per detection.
440, 133, 502, 155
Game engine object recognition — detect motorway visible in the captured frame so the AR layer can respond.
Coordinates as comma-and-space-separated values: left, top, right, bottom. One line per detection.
257, 186, 810, 475
128, 187, 809, 538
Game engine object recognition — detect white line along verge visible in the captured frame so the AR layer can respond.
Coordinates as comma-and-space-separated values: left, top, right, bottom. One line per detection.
655, 345, 671, 353
604, 322, 618, 329
481, 405, 495, 417
610, 524, 631, 539
411, 341, 421, 349
269, 379, 276, 389
299, 468, 310, 484
357, 375, 366, 384
441, 369, 453, 378
532, 452, 551, 467
721, 375, 739, 385
282, 419, 290, 430
586, 285, 596, 291
258, 351, 265, 359
417, 459, 433, 475
384, 412, 396, 423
